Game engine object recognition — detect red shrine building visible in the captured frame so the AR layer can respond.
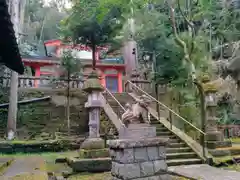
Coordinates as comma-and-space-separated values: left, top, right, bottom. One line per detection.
22, 39, 125, 92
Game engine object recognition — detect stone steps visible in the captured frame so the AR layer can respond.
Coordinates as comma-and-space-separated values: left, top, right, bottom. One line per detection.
168, 142, 186, 148
167, 158, 202, 166
155, 127, 169, 132
167, 152, 198, 160
156, 131, 172, 136
166, 147, 192, 153
152, 116, 203, 166
106, 93, 203, 167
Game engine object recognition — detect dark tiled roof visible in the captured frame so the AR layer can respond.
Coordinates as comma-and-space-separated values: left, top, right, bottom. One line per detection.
0, 0, 24, 74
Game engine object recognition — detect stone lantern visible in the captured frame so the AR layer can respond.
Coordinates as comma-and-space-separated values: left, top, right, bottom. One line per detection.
202, 75, 231, 150
80, 71, 105, 149
202, 75, 223, 142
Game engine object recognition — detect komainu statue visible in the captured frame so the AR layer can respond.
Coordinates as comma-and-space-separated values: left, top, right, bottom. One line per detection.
121, 95, 152, 127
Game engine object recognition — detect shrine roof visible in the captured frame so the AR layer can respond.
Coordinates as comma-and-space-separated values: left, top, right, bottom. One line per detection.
22, 55, 60, 64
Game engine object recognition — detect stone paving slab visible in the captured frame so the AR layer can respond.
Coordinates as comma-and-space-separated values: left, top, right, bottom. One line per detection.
169, 164, 240, 180
1, 157, 48, 180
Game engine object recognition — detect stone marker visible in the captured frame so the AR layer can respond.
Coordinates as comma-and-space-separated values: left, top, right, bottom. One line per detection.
108, 99, 170, 180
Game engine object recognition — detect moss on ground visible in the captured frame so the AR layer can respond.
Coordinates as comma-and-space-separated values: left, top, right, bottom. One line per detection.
67, 173, 190, 180
213, 154, 240, 164
68, 172, 111, 180
0, 151, 78, 161
231, 138, 240, 144
9, 174, 48, 180
78, 148, 109, 158
224, 164, 240, 171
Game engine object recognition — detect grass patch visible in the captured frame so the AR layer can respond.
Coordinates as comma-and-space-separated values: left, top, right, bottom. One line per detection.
0, 151, 78, 159
230, 138, 240, 144
213, 154, 240, 164
225, 164, 240, 171
68, 173, 190, 180
68, 172, 111, 180
8, 173, 48, 180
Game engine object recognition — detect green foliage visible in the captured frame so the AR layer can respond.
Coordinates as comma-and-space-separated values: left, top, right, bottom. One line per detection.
60, 50, 82, 78
23, 0, 67, 44
60, 0, 124, 56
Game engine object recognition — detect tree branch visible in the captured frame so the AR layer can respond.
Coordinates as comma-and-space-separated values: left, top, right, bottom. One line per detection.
177, 0, 195, 57
169, 0, 196, 80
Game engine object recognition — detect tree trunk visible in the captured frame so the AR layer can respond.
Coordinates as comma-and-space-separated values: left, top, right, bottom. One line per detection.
7, 0, 20, 140
92, 44, 96, 70
67, 72, 70, 135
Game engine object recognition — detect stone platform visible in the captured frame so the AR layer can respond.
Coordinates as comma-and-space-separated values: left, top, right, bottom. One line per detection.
108, 137, 170, 180
119, 124, 156, 139
169, 164, 240, 180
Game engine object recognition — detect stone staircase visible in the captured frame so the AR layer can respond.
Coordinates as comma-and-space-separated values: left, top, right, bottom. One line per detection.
103, 92, 135, 115
150, 116, 203, 166
104, 92, 203, 166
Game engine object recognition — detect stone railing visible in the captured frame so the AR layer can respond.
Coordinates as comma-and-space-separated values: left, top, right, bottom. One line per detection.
218, 125, 240, 138
0, 76, 84, 89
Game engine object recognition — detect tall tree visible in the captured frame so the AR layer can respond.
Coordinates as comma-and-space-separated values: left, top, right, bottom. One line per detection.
58, 50, 82, 135
23, 0, 67, 46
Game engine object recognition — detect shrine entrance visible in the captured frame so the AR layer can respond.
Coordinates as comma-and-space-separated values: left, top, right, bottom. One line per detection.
105, 76, 118, 93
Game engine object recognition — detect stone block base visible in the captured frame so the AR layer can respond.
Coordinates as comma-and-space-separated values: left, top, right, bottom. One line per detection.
78, 148, 109, 158
108, 137, 169, 180
119, 124, 156, 139
80, 137, 105, 150
206, 140, 232, 149
67, 157, 111, 173
205, 131, 224, 142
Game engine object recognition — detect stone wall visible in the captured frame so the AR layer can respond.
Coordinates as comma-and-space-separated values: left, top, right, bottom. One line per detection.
0, 88, 117, 140
0, 88, 89, 139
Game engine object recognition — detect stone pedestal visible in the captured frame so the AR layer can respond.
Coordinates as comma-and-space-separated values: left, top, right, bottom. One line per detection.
119, 124, 156, 139
108, 138, 170, 180
108, 124, 170, 180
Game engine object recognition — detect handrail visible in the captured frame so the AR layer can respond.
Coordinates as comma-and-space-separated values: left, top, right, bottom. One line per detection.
0, 96, 51, 108
126, 80, 206, 135
102, 88, 126, 128
104, 88, 126, 112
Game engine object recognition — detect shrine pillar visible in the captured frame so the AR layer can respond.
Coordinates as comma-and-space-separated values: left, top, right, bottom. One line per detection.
117, 71, 123, 93
101, 71, 106, 88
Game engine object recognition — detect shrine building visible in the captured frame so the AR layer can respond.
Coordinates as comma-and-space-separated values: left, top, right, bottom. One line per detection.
22, 39, 125, 92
